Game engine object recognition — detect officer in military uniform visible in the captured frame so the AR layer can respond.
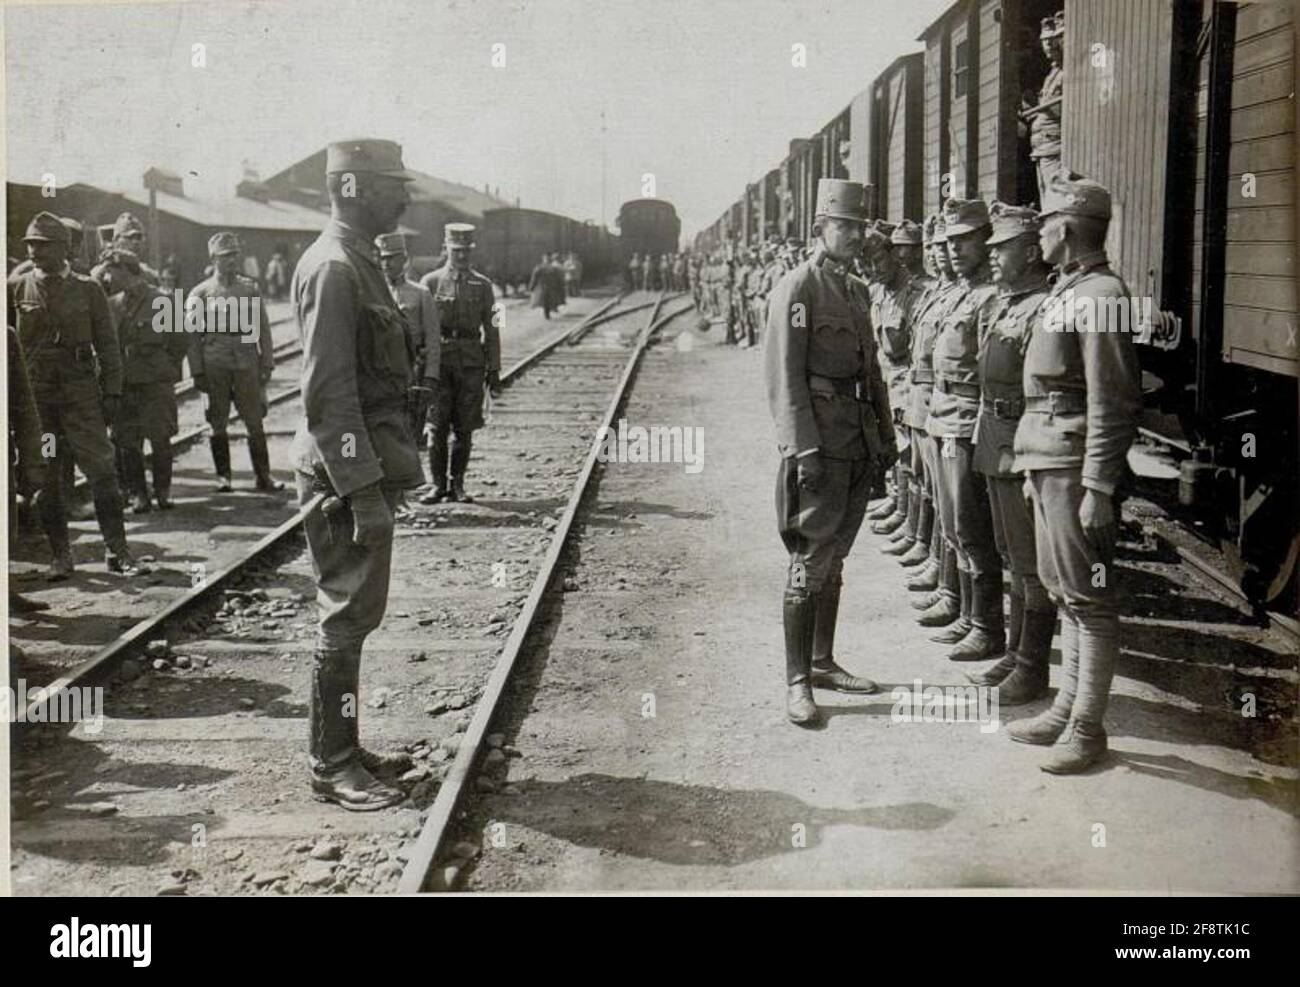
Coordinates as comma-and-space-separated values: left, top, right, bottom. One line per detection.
376, 232, 441, 442
765, 178, 897, 726
94, 220, 187, 512
291, 139, 426, 810
926, 198, 1004, 661
187, 232, 280, 493
7, 212, 142, 578
1007, 173, 1141, 773
907, 216, 967, 623
419, 223, 501, 503
1023, 11, 1065, 202
965, 203, 1057, 703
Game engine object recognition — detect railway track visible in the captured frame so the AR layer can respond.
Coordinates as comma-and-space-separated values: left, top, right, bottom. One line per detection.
9, 287, 694, 896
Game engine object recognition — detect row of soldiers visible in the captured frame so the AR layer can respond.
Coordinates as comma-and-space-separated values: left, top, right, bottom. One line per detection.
692, 241, 799, 349
764, 172, 1140, 776
625, 251, 687, 293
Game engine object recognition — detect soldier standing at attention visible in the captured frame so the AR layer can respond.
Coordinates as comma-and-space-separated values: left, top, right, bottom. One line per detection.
187, 232, 281, 493
290, 139, 425, 810
8, 212, 142, 578
94, 226, 186, 512
1007, 173, 1140, 773
1024, 11, 1065, 203
965, 203, 1057, 704
376, 232, 441, 444
760, 242, 785, 327
765, 178, 897, 726
927, 198, 1004, 662
9, 326, 50, 612
419, 223, 501, 504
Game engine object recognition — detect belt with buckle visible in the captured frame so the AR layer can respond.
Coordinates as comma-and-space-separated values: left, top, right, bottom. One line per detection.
807, 374, 864, 400
935, 377, 980, 399
1024, 390, 1087, 415
980, 394, 1025, 419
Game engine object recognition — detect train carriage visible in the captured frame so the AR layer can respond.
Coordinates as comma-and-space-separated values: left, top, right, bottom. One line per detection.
617, 198, 681, 259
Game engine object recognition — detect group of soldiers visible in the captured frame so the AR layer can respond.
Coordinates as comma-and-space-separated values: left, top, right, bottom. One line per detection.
625, 251, 686, 293
692, 239, 806, 348
7, 210, 282, 591
528, 251, 578, 319
764, 170, 1140, 776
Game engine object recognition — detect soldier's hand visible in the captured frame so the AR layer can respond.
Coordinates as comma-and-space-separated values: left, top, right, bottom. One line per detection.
1079, 489, 1118, 557
193, 373, 209, 393
880, 445, 899, 471
796, 452, 824, 494
348, 482, 393, 548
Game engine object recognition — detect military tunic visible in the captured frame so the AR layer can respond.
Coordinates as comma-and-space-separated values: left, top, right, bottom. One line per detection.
388, 275, 441, 436
420, 263, 499, 436
1029, 66, 1063, 198
765, 245, 896, 595
187, 273, 271, 438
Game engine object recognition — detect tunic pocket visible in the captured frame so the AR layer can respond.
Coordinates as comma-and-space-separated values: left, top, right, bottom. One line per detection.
358, 304, 412, 393
806, 317, 862, 378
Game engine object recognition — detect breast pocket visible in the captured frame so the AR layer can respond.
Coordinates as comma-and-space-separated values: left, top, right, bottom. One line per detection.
358, 304, 412, 390
807, 317, 862, 377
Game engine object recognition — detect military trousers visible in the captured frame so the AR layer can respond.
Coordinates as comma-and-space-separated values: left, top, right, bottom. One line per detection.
985, 473, 1049, 611
205, 365, 266, 441
776, 453, 873, 594
431, 361, 486, 438
115, 381, 179, 449
36, 396, 118, 486
1035, 155, 1061, 204
934, 434, 1000, 576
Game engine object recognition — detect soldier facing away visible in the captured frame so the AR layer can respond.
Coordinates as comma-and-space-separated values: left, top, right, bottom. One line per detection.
419, 223, 502, 503
290, 138, 426, 810
764, 178, 897, 726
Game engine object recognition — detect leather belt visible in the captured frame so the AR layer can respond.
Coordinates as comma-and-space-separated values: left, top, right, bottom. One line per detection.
935, 377, 980, 398
910, 368, 935, 384
807, 374, 864, 400
441, 327, 480, 340
980, 394, 1025, 420
1024, 391, 1087, 414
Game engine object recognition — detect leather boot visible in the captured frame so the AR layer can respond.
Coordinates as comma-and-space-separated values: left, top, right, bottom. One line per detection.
310, 646, 405, 810
918, 547, 959, 623
152, 447, 174, 509
867, 495, 896, 522
122, 446, 151, 514
966, 591, 1023, 685
1008, 612, 1078, 745
930, 567, 972, 642
809, 580, 877, 694
45, 527, 75, 582
92, 480, 144, 576
899, 496, 931, 567
997, 607, 1056, 704
871, 506, 907, 536
883, 493, 918, 555
210, 435, 233, 491
783, 590, 819, 726
948, 571, 1006, 661
1041, 720, 1108, 775
907, 558, 941, 592
1040, 616, 1116, 772
449, 433, 474, 503
249, 432, 284, 491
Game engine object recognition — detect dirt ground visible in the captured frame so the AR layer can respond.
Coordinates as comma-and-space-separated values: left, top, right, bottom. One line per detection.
452, 318, 1300, 893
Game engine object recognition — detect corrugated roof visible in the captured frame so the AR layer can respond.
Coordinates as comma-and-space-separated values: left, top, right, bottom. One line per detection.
405, 170, 509, 217
117, 186, 330, 232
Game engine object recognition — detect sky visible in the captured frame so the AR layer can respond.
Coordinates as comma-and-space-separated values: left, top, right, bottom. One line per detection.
5, 0, 951, 238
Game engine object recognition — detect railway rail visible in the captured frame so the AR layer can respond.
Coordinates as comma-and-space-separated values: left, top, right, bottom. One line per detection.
10, 287, 693, 896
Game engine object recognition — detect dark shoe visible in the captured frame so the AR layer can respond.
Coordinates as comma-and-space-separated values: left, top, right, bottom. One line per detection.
1007, 709, 1069, 746
106, 551, 147, 576
997, 657, 1051, 705
255, 475, 285, 492
811, 660, 878, 694
882, 535, 915, 557
357, 747, 414, 779
130, 490, 152, 514
419, 486, 449, 505
249, 433, 284, 491
867, 497, 896, 521
997, 607, 1056, 704
930, 616, 971, 644
907, 562, 940, 592
451, 481, 473, 504
871, 512, 906, 536
786, 681, 819, 726
210, 436, 232, 490
216, 475, 233, 493
311, 759, 407, 811
48, 550, 75, 582
1041, 724, 1108, 775
155, 489, 173, 510
948, 624, 1006, 662
917, 595, 960, 627
898, 541, 929, 567
911, 589, 943, 610
965, 653, 1018, 687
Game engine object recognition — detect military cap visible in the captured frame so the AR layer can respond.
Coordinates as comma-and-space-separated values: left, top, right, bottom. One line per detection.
891, 219, 923, 245
1040, 171, 1111, 221
374, 232, 408, 256
942, 197, 991, 236
23, 211, 70, 245
325, 138, 418, 180
444, 222, 476, 248
113, 211, 145, 239
872, 219, 898, 239
813, 178, 869, 223
60, 217, 84, 237
986, 202, 1042, 245
862, 224, 893, 253
207, 231, 242, 256
1041, 11, 1064, 39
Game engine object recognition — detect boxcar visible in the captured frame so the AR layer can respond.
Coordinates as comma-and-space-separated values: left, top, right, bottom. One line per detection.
617, 198, 681, 257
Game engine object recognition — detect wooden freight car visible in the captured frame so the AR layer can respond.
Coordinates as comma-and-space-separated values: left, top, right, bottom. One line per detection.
617, 198, 681, 258
479, 207, 616, 293
859, 52, 925, 222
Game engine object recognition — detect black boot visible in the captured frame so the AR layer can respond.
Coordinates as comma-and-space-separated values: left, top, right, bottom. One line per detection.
121, 446, 151, 514
309, 646, 405, 811
967, 590, 1023, 685
918, 548, 961, 625
152, 447, 174, 509
882, 491, 918, 556
783, 590, 819, 725
248, 431, 284, 491
39, 487, 75, 581
449, 433, 474, 503
809, 580, 877, 694
948, 571, 1006, 661
997, 607, 1056, 705
931, 567, 972, 643
423, 429, 450, 502
210, 435, 233, 492
92, 480, 144, 576
899, 495, 932, 567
